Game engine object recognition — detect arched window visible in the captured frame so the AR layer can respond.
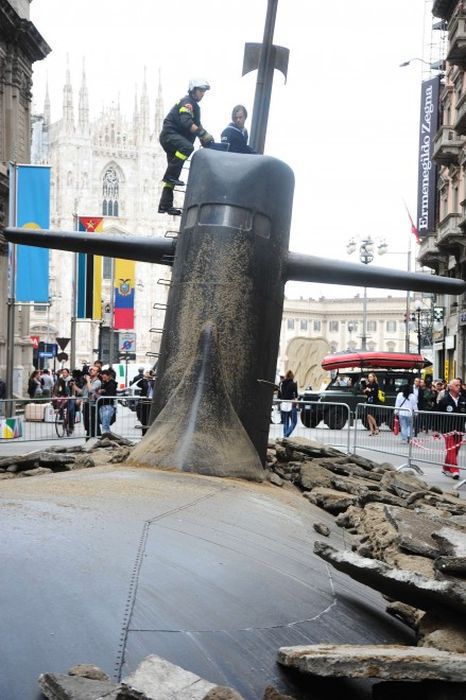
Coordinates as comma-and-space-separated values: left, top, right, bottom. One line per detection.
102, 167, 119, 217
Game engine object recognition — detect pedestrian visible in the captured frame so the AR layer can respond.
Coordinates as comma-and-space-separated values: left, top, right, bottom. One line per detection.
394, 384, 417, 444
437, 378, 466, 479
0, 375, 6, 417
221, 104, 256, 154
40, 368, 54, 398
97, 369, 118, 435
27, 370, 42, 399
157, 78, 214, 216
75, 365, 102, 440
363, 372, 380, 436
138, 370, 155, 435
278, 370, 298, 438
53, 368, 77, 433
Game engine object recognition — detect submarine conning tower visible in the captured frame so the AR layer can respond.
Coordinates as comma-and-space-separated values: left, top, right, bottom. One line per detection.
131, 149, 294, 476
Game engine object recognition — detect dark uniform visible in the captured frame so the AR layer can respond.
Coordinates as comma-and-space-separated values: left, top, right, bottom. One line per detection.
158, 94, 207, 214
437, 391, 466, 478
220, 123, 255, 154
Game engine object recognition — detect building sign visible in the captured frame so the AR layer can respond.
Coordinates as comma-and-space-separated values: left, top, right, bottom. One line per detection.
417, 75, 440, 237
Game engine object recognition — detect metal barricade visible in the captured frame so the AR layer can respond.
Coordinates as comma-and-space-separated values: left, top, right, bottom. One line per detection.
353, 403, 419, 473
94, 395, 150, 442
408, 408, 466, 488
269, 398, 352, 452
0, 397, 86, 445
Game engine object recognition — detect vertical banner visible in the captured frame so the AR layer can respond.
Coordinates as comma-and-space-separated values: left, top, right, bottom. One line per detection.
76, 217, 103, 319
15, 165, 51, 302
417, 75, 440, 238
114, 258, 135, 330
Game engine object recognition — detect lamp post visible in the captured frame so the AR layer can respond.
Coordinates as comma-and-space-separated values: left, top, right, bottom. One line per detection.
347, 322, 354, 351
347, 237, 387, 351
414, 299, 422, 354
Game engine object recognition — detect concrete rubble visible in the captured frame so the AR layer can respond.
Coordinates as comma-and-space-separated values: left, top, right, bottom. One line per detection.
1, 433, 463, 697
0, 433, 133, 479
265, 437, 466, 694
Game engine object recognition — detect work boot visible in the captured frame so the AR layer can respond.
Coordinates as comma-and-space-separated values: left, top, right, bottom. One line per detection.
157, 185, 179, 215
158, 205, 182, 216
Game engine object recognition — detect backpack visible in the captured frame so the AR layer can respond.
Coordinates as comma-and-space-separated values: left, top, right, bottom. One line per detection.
378, 388, 386, 403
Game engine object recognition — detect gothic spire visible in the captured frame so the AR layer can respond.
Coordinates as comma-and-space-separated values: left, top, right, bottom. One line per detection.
139, 67, 150, 142
154, 67, 164, 136
62, 55, 74, 132
132, 85, 139, 144
44, 79, 51, 125
78, 58, 89, 132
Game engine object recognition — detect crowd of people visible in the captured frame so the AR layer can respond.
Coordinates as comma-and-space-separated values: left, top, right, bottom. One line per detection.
365, 373, 465, 479
26, 363, 155, 440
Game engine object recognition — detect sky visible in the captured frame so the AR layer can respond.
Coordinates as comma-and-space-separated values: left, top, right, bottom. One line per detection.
29, 0, 440, 299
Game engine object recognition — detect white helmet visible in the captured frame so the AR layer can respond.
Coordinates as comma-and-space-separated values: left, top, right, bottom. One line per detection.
189, 78, 210, 92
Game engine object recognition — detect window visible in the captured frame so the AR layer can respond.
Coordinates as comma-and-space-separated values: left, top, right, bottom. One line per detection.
287, 319, 295, 330
102, 167, 119, 217
300, 319, 308, 331
313, 320, 321, 331
386, 321, 397, 332
368, 342, 376, 351
367, 320, 377, 332
348, 320, 359, 331
329, 320, 339, 332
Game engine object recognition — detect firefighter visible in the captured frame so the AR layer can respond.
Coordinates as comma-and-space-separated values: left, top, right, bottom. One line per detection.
158, 78, 214, 216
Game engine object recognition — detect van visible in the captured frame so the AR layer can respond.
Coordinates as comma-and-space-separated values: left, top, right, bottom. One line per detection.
103, 363, 153, 390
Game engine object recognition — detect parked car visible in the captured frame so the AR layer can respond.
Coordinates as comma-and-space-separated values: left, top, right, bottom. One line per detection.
300, 351, 432, 430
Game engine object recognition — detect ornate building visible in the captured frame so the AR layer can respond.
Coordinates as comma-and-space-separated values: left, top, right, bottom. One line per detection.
417, 0, 466, 380
31, 64, 178, 368
0, 0, 50, 392
279, 294, 423, 387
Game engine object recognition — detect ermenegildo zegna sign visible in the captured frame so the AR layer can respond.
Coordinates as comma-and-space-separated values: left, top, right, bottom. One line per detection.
417, 75, 440, 237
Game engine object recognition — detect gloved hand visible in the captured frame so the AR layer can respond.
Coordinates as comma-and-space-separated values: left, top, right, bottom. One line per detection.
198, 128, 214, 146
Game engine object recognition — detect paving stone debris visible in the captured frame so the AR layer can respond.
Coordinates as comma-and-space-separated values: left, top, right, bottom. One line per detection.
265, 437, 466, 691
277, 644, 466, 682
23, 434, 466, 696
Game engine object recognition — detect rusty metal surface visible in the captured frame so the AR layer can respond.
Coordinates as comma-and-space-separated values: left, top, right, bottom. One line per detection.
0, 466, 412, 699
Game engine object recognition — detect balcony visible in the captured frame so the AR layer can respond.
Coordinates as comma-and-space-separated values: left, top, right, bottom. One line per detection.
447, 12, 466, 69
454, 89, 466, 134
436, 212, 464, 252
433, 125, 463, 164
417, 234, 441, 271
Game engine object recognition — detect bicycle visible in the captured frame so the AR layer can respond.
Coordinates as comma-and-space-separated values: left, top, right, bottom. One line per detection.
54, 399, 74, 437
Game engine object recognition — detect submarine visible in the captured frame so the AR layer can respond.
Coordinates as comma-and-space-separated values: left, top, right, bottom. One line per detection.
5, 148, 465, 479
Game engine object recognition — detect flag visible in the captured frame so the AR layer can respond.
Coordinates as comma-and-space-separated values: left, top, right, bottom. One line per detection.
113, 258, 135, 330
76, 216, 104, 319
404, 201, 420, 244
15, 165, 51, 302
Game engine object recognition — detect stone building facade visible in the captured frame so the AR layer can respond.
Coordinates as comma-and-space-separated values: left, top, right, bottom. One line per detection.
279, 294, 421, 375
418, 0, 466, 380
31, 65, 177, 368
0, 0, 50, 392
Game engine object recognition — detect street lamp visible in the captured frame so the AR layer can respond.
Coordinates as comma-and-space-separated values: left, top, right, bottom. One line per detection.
399, 57, 445, 71
414, 298, 422, 354
347, 237, 387, 351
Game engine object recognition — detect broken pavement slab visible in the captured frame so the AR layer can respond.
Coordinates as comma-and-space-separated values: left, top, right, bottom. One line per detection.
119, 654, 228, 699
313, 542, 466, 616
277, 643, 466, 682
38, 672, 120, 699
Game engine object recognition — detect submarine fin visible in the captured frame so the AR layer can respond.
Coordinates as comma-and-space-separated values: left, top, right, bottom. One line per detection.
130, 321, 264, 482
285, 251, 465, 296
3, 227, 175, 266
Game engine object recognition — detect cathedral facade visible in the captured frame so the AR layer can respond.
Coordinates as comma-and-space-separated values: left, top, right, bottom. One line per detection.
31, 64, 180, 369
